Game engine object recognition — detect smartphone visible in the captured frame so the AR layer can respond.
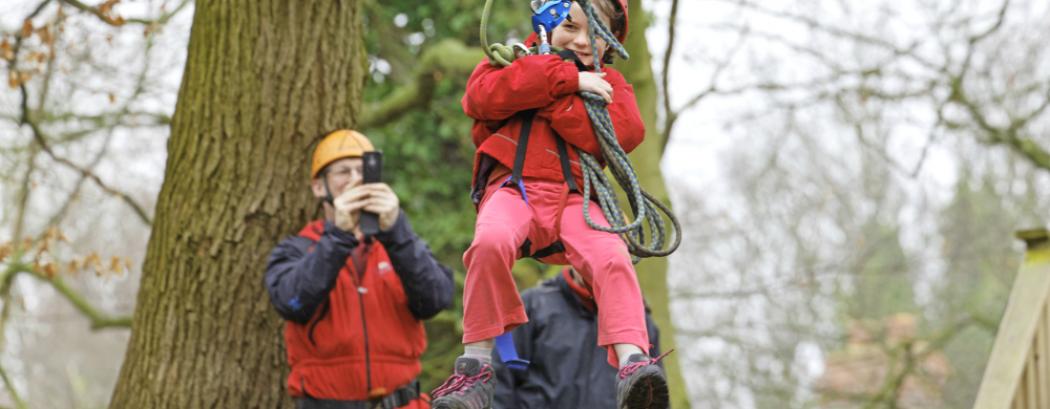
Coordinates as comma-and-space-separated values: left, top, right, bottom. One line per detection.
359, 151, 383, 236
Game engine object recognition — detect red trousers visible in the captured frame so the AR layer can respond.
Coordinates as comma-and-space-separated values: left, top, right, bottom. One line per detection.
462, 178, 649, 366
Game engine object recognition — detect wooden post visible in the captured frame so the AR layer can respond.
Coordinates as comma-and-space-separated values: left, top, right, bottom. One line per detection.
973, 229, 1050, 409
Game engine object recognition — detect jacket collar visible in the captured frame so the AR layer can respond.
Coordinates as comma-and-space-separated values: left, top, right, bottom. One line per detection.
298, 220, 326, 241
555, 269, 596, 316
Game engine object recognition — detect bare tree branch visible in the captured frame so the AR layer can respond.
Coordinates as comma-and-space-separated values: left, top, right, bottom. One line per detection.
8, 0, 155, 226
11, 149, 38, 253
3, 261, 132, 330
955, 0, 1010, 81
0, 364, 25, 409
44, 26, 161, 227
58, 0, 191, 27
22, 108, 154, 225
659, 22, 748, 154
948, 77, 1050, 171
659, 0, 679, 143
716, 0, 941, 71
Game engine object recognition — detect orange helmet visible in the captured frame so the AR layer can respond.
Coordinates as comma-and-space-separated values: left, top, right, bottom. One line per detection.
311, 129, 375, 179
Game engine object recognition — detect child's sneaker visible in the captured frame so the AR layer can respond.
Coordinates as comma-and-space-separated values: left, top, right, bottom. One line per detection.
616, 353, 670, 409
431, 356, 495, 409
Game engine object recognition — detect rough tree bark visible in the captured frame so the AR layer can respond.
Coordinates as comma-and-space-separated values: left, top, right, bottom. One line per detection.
109, 1, 365, 407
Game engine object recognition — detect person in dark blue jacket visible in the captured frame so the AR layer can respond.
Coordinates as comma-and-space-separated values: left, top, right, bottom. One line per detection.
491, 267, 662, 409
265, 129, 454, 409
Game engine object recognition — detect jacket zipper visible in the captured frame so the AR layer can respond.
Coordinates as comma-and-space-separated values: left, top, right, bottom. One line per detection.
351, 245, 373, 395
306, 299, 331, 346
582, 316, 595, 407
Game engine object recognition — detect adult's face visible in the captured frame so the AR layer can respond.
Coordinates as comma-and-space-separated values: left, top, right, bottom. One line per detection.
312, 157, 364, 199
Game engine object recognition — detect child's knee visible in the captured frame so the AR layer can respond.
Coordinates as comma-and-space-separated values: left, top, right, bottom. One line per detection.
465, 225, 523, 260
577, 251, 633, 277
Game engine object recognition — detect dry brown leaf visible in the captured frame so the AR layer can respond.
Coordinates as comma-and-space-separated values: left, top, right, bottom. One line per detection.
41, 263, 57, 278
21, 20, 32, 38
37, 26, 52, 46
36, 235, 50, 254
109, 256, 123, 274
0, 38, 12, 61
85, 252, 102, 271
99, 0, 121, 14
46, 226, 60, 241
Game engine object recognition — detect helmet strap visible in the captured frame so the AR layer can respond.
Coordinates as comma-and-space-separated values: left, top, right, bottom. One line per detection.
321, 168, 336, 205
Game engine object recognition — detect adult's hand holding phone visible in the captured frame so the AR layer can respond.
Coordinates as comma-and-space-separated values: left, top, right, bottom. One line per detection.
360, 183, 400, 232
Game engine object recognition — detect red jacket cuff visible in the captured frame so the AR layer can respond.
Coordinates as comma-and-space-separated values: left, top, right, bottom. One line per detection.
546, 59, 580, 99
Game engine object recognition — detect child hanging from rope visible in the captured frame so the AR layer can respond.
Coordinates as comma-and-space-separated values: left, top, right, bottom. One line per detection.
431, 1, 670, 408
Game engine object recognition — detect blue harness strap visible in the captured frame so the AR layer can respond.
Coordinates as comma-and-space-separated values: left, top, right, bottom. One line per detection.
503, 109, 538, 206
495, 332, 530, 371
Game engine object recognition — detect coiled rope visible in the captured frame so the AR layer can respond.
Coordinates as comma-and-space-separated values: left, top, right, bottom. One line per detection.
480, 0, 681, 259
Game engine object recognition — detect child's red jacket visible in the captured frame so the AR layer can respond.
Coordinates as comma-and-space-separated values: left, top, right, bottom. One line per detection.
462, 54, 645, 199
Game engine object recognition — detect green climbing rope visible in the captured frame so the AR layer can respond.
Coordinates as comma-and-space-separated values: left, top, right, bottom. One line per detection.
480, 0, 681, 260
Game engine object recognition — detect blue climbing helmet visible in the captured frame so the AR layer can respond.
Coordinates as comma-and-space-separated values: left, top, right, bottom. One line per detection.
531, 0, 631, 43
531, 0, 573, 38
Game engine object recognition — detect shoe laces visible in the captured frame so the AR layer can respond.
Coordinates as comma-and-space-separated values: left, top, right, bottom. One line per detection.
431, 365, 493, 398
618, 349, 674, 380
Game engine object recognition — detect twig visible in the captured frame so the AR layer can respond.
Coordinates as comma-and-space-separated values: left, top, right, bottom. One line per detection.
58, 0, 191, 27
659, 0, 679, 143
45, 24, 160, 227
5, 261, 132, 330
25, 120, 154, 225
715, 0, 941, 71
0, 364, 26, 409
9, 0, 154, 226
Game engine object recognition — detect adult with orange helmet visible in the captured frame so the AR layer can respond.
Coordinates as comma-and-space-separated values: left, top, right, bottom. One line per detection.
266, 129, 454, 409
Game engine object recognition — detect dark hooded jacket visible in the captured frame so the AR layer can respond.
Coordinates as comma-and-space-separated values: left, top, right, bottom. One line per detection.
492, 272, 660, 409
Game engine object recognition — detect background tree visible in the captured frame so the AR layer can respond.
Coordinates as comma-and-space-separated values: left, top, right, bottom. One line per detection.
108, 1, 366, 407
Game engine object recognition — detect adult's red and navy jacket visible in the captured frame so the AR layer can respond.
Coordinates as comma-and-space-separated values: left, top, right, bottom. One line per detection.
462, 53, 645, 203
265, 212, 454, 402
491, 273, 661, 409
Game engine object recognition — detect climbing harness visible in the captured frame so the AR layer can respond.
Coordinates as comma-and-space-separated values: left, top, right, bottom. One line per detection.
480, 0, 682, 260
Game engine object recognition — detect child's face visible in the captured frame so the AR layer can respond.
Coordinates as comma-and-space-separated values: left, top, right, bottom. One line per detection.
550, 2, 610, 67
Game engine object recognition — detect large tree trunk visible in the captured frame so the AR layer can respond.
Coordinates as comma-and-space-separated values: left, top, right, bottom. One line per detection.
109, 1, 365, 407
620, 0, 690, 407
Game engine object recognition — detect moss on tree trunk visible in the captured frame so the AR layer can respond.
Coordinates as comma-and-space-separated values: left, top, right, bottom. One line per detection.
620, 0, 690, 407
